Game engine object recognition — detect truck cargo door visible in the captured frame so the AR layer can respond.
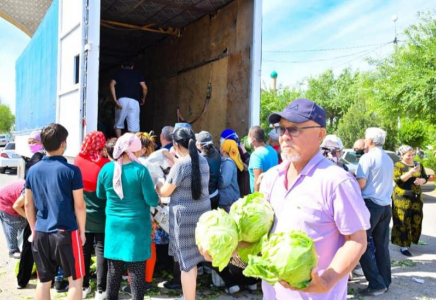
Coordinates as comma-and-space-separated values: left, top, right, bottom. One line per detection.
57, 0, 100, 157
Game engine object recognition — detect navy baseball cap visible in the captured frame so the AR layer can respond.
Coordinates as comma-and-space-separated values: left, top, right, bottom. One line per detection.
268, 98, 326, 127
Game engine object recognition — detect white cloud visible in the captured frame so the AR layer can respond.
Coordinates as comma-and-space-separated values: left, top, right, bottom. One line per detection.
261, 0, 435, 89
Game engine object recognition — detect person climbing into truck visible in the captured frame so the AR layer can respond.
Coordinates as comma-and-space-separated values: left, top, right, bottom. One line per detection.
109, 60, 148, 137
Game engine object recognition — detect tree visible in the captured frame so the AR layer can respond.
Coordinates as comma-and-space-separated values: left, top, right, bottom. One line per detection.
305, 68, 357, 131
0, 99, 15, 134
369, 12, 436, 123
335, 100, 398, 150
260, 87, 303, 130
399, 119, 427, 147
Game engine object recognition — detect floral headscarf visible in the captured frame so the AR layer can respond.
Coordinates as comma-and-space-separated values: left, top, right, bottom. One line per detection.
398, 145, 413, 156
112, 133, 142, 199
222, 140, 243, 171
79, 131, 106, 163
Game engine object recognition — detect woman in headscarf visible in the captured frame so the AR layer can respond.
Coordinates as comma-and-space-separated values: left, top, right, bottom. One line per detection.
220, 129, 251, 197
391, 145, 427, 257
96, 133, 158, 300
219, 140, 242, 212
73, 131, 110, 299
156, 127, 210, 300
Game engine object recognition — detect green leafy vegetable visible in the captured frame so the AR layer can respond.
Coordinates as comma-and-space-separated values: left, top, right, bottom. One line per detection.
230, 192, 274, 243
195, 209, 239, 271
243, 231, 318, 289
230, 192, 274, 262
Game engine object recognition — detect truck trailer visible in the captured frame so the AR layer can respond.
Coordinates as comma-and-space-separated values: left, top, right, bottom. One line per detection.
6, 0, 262, 158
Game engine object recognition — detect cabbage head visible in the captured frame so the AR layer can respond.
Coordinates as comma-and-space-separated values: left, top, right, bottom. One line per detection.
229, 192, 274, 243
243, 231, 318, 289
195, 209, 239, 271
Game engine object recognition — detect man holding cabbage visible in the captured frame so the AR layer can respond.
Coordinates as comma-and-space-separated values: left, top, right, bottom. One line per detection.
199, 99, 371, 299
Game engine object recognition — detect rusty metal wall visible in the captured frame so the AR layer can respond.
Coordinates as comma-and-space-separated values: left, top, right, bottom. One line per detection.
135, 0, 254, 143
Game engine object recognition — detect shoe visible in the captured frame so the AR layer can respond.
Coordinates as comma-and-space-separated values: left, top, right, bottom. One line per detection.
54, 280, 69, 293
164, 280, 182, 290
401, 249, 412, 257
144, 282, 152, 290
9, 251, 20, 259
121, 285, 131, 294
225, 285, 240, 294
204, 265, 212, 275
17, 284, 26, 289
82, 286, 92, 298
353, 266, 364, 276
247, 283, 257, 291
197, 266, 204, 276
358, 287, 387, 297
95, 290, 107, 300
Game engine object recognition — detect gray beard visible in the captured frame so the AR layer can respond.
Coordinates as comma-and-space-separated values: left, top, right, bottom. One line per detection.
281, 152, 301, 162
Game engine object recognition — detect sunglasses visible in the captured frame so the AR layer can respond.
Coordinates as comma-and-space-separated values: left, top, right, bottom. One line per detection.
275, 126, 322, 137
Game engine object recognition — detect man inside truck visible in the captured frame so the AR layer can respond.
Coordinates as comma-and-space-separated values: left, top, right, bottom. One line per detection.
109, 61, 148, 137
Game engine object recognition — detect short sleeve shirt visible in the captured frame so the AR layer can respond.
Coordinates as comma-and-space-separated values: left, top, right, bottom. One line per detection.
248, 145, 278, 192
112, 69, 145, 101
0, 179, 26, 216
356, 147, 394, 206
259, 152, 370, 300
26, 156, 83, 233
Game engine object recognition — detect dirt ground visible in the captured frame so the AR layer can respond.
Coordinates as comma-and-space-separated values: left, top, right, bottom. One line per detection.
0, 172, 435, 300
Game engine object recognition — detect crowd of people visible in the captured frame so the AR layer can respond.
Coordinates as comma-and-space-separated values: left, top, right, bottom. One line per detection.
0, 97, 429, 300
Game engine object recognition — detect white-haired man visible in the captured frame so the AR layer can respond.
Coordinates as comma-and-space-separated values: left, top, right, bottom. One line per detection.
160, 126, 174, 150
356, 127, 394, 296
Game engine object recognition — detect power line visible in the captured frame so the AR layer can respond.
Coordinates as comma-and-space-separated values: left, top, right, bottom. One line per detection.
331, 43, 391, 70
263, 42, 392, 53
263, 42, 393, 64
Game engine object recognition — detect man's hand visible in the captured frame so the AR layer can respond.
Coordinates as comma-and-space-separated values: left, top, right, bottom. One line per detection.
80, 231, 86, 246
115, 101, 123, 110
140, 98, 145, 106
198, 245, 213, 262
279, 268, 331, 294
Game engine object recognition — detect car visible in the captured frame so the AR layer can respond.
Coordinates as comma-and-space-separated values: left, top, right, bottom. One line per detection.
0, 134, 12, 147
341, 149, 400, 175
0, 142, 21, 173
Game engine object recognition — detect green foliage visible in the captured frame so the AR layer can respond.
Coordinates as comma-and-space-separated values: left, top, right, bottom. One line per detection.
399, 119, 427, 147
369, 12, 436, 123
0, 102, 14, 134
260, 87, 302, 130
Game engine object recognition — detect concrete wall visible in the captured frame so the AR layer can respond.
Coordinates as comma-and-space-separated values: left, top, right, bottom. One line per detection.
134, 0, 254, 142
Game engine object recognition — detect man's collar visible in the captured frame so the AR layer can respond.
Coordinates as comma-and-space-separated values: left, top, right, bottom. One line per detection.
42, 155, 67, 162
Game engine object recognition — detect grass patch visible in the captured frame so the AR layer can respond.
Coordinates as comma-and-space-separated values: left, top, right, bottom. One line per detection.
391, 260, 417, 267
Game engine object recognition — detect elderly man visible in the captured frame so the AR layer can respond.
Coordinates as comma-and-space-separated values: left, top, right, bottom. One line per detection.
160, 126, 174, 150
258, 98, 370, 299
356, 128, 394, 296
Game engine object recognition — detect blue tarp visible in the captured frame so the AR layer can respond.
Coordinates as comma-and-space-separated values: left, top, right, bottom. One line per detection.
15, 0, 58, 132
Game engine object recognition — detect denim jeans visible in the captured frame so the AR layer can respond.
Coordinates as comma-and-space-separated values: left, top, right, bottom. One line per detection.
359, 200, 392, 289
0, 211, 27, 252
83, 233, 107, 292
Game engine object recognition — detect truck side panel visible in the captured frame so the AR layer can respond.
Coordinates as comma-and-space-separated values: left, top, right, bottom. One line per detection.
15, 0, 59, 133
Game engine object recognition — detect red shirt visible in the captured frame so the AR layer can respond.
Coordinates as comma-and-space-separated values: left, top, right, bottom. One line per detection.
74, 155, 110, 192
0, 179, 25, 217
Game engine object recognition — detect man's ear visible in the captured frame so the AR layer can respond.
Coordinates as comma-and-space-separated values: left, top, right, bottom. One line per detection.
319, 128, 327, 141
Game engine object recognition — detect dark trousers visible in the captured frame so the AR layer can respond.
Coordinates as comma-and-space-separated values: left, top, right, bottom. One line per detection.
218, 264, 259, 288
107, 260, 146, 300
359, 200, 392, 289
83, 233, 107, 292
17, 224, 34, 287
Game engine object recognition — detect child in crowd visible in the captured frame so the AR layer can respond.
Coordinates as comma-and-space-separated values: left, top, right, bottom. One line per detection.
25, 123, 86, 300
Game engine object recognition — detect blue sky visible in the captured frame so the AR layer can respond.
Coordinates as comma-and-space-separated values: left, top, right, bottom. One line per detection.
0, 0, 434, 113
262, 0, 434, 89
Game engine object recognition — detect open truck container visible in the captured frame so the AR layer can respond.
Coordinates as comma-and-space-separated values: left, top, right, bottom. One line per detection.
14, 0, 262, 158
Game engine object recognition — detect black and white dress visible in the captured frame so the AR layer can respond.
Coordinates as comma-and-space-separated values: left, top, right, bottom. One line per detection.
167, 155, 211, 272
